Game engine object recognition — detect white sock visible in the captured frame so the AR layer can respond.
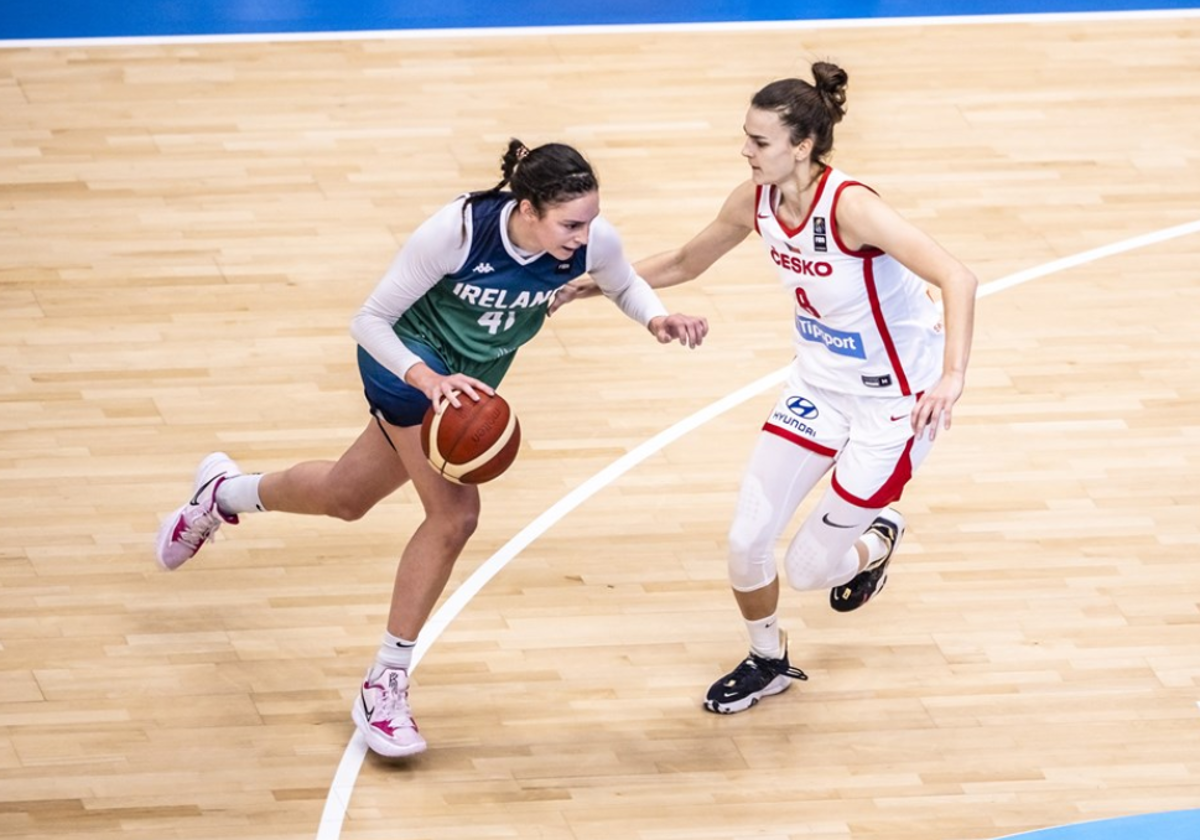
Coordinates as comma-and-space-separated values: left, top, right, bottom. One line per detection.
376, 631, 416, 670
214, 474, 265, 515
746, 614, 784, 660
861, 531, 888, 570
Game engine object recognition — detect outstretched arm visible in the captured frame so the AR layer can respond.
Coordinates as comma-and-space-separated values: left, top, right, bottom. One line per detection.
550, 181, 756, 312
635, 180, 757, 288
583, 216, 709, 348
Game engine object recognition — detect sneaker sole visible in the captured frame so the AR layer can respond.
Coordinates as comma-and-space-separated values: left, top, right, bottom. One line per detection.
703, 674, 792, 715
351, 701, 427, 758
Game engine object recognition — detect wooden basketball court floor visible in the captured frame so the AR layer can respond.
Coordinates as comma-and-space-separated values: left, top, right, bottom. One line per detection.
2, 13, 1200, 840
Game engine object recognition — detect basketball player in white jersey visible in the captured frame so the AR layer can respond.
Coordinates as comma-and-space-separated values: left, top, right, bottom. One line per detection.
554, 61, 978, 713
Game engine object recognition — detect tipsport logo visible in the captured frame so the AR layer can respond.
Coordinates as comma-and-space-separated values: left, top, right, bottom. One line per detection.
795, 316, 866, 359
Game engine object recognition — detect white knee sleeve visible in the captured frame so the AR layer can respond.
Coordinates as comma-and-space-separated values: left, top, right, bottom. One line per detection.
782, 489, 879, 591
725, 431, 837, 593
727, 474, 778, 592
783, 530, 858, 591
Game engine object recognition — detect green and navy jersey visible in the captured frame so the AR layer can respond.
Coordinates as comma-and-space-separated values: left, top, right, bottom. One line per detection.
394, 192, 588, 385
351, 192, 667, 388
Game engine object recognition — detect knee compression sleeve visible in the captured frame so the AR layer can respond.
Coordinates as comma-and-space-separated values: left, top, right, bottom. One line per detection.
727, 473, 779, 592
726, 433, 835, 592
783, 489, 880, 591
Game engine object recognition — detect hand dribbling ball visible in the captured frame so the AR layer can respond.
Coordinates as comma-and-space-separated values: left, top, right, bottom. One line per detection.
420, 391, 521, 485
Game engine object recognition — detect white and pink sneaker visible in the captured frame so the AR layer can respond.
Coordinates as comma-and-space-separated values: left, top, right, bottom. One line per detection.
155, 452, 241, 571
352, 665, 427, 758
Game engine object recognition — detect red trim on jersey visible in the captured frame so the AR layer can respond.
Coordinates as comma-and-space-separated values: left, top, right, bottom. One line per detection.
826, 179, 911, 395
770, 167, 833, 239
754, 184, 764, 236
829, 181, 884, 258
831, 436, 915, 507
863, 257, 912, 395
762, 423, 838, 457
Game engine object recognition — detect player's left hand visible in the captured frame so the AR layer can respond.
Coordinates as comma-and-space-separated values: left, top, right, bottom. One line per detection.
649, 313, 708, 348
911, 370, 964, 441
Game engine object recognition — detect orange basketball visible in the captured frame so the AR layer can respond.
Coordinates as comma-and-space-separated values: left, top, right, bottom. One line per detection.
420, 391, 521, 485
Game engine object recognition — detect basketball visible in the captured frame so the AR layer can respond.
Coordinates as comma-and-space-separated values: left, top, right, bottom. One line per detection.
420, 391, 521, 485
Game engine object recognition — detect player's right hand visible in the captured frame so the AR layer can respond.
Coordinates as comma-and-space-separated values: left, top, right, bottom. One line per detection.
408, 364, 493, 409
548, 278, 598, 315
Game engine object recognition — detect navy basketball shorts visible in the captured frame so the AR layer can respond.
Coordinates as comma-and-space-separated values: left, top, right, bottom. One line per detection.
356, 342, 450, 428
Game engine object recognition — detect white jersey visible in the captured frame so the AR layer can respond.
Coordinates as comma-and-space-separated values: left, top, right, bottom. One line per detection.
755, 168, 944, 397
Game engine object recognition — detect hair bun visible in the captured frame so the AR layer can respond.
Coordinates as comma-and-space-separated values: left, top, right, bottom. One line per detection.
811, 61, 848, 123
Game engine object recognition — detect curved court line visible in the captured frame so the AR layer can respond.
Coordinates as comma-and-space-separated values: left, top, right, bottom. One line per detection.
318, 218, 1200, 839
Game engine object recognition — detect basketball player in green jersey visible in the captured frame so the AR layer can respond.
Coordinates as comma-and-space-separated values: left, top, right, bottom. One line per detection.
155, 139, 708, 757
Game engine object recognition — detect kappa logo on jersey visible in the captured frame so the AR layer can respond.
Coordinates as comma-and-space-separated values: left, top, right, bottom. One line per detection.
472, 262, 495, 274
770, 247, 832, 277
451, 281, 555, 310
796, 316, 866, 359
785, 396, 819, 419
812, 217, 826, 235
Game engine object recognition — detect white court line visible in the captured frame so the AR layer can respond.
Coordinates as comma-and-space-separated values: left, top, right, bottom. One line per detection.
4, 8, 1200, 49
318, 218, 1200, 838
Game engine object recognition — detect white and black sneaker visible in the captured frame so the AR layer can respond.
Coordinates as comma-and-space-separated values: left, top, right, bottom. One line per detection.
830, 507, 906, 612
704, 635, 808, 715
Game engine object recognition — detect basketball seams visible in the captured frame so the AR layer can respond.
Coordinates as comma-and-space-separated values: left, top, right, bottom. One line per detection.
422, 408, 448, 474
420, 391, 521, 484
450, 412, 518, 479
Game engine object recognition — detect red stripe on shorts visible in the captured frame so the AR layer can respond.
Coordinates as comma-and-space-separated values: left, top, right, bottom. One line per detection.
762, 423, 839, 458
831, 436, 915, 507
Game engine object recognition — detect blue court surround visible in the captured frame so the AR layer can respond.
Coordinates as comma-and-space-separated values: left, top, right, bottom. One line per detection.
4, 3, 1198, 840
997, 809, 1200, 840
0, 0, 1198, 40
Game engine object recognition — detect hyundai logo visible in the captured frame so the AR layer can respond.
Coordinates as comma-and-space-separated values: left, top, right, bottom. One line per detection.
786, 396, 818, 419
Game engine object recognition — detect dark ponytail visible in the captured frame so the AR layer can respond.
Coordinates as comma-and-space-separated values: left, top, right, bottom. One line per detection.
462, 138, 598, 231
751, 61, 848, 162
